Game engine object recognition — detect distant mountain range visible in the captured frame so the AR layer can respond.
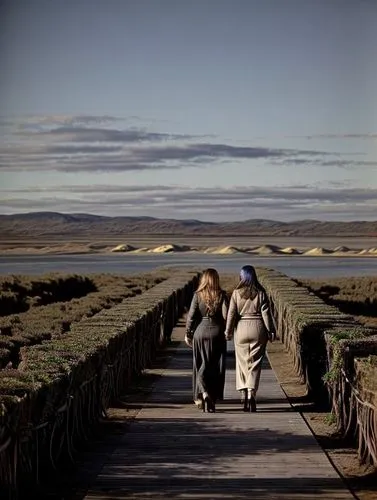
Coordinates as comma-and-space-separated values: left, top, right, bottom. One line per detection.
0, 212, 376, 237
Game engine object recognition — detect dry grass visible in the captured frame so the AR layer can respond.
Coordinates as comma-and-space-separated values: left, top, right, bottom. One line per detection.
220, 274, 239, 297
296, 276, 377, 328
0, 270, 172, 368
0, 274, 98, 315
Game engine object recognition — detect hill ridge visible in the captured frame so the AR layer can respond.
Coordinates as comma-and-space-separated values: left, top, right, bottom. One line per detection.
0, 212, 376, 237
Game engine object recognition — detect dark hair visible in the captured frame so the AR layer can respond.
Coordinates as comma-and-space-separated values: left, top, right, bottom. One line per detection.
236, 265, 261, 299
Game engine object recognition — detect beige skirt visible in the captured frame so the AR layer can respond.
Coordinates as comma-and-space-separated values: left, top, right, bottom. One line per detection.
234, 318, 268, 392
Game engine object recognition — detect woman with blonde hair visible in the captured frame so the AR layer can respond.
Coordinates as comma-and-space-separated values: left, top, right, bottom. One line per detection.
185, 268, 228, 412
225, 265, 275, 412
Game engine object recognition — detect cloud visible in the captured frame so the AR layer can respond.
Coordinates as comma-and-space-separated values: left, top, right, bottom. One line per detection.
1, 114, 374, 222
0, 115, 375, 182
279, 158, 377, 169
0, 114, 123, 127
317, 159, 377, 168
276, 133, 377, 141
305, 133, 377, 140
62, 115, 124, 125
25, 126, 194, 143
45, 144, 124, 154
126, 143, 332, 162
2, 149, 373, 172
0, 138, 349, 173
5, 184, 376, 204
1, 185, 376, 221
1, 113, 361, 172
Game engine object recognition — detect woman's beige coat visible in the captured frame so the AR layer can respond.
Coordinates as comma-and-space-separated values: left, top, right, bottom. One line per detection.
225, 287, 274, 392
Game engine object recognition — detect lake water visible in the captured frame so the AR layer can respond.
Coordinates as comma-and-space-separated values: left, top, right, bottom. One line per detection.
0, 254, 376, 279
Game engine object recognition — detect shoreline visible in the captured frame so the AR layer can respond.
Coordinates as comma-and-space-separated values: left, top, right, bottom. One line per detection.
1, 236, 376, 258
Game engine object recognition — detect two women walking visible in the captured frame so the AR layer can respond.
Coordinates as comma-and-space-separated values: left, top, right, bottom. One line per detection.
185, 265, 275, 413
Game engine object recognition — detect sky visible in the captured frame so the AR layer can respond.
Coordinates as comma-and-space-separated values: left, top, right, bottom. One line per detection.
0, 0, 376, 222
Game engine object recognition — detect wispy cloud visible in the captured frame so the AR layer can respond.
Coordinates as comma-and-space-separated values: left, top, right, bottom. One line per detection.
0, 114, 123, 128
303, 133, 377, 140
24, 126, 195, 143
1, 115, 375, 222
279, 158, 377, 169
10, 183, 372, 203
1, 184, 376, 221
0, 115, 366, 172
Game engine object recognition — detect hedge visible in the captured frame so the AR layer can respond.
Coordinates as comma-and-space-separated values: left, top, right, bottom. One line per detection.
257, 267, 377, 468
0, 269, 199, 499
0, 272, 169, 369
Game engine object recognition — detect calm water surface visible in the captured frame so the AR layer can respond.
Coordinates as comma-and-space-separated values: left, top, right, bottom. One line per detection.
0, 254, 376, 278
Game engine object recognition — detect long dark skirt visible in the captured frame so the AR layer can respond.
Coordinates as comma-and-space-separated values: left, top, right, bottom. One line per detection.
192, 320, 226, 402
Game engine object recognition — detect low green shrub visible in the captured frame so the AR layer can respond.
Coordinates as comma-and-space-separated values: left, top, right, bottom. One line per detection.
258, 268, 377, 469
0, 271, 171, 368
0, 269, 200, 498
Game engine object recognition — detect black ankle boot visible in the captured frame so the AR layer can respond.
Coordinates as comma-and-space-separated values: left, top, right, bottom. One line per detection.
248, 395, 257, 412
242, 389, 249, 411
243, 392, 257, 412
243, 397, 249, 412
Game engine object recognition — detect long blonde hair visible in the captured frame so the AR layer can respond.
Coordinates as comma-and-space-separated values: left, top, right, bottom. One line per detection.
197, 268, 223, 315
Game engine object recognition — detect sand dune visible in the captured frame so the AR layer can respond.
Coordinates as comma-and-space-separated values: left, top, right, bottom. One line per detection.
111, 244, 136, 252
281, 247, 301, 254
1, 241, 377, 257
202, 246, 216, 254
206, 245, 244, 255
303, 247, 332, 256
252, 245, 283, 255
131, 247, 149, 253
358, 248, 377, 255
148, 244, 190, 253
333, 246, 351, 253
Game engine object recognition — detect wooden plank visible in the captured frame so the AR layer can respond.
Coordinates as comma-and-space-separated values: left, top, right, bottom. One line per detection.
84, 321, 353, 500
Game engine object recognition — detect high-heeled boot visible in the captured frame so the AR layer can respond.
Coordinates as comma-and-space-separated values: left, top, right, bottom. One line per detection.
242, 389, 248, 411
247, 389, 257, 412
203, 392, 215, 413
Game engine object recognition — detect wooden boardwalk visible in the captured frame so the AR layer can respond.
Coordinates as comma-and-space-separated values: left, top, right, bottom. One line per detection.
84, 319, 354, 500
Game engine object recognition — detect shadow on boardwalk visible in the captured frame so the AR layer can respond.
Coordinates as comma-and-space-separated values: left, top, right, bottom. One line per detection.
82, 418, 353, 499
34, 320, 354, 500
81, 324, 353, 500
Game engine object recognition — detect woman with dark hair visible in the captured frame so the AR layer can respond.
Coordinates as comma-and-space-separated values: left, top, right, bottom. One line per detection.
185, 268, 228, 413
225, 265, 275, 412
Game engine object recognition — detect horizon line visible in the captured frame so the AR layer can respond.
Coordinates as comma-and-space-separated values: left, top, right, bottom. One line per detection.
0, 210, 376, 225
